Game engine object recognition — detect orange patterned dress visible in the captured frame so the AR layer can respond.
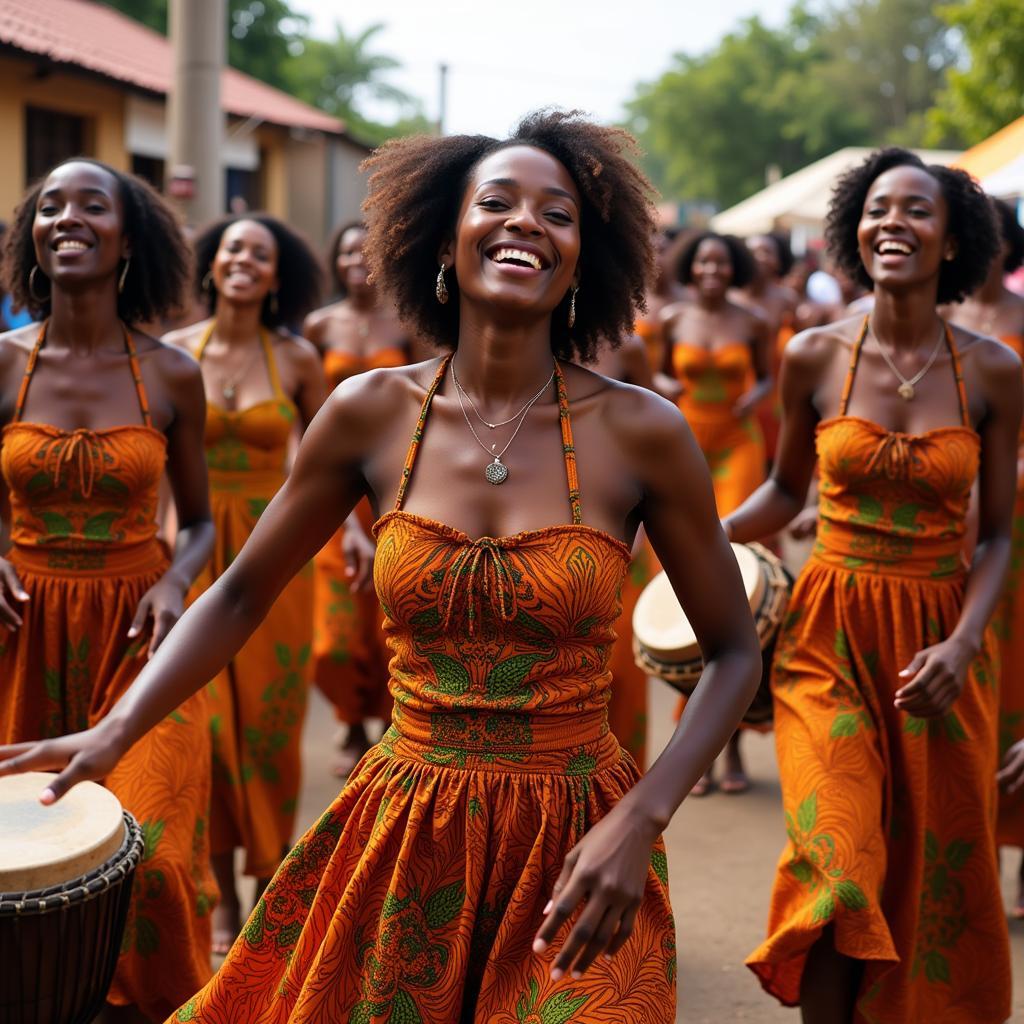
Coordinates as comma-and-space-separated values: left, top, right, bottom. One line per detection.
0, 322, 215, 1021
313, 348, 405, 727
190, 326, 313, 879
170, 357, 676, 1024
747, 322, 1010, 1022
673, 341, 765, 516
994, 333, 1024, 848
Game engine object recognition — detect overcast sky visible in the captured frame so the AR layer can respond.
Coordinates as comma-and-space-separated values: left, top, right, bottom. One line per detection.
292, 1, 794, 136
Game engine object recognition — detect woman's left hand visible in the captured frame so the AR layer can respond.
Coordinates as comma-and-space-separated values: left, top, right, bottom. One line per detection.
894, 636, 974, 717
532, 802, 659, 979
128, 575, 187, 659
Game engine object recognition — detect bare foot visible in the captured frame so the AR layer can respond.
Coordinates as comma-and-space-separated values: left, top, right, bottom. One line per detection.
721, 732, 750, 794
212, 897, 241, 956
690, 771, 715, 797
332, 722, 371, 779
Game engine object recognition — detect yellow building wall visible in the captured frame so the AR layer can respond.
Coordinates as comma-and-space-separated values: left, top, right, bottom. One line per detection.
0, 56, 128, 220
256, 126, 288, 220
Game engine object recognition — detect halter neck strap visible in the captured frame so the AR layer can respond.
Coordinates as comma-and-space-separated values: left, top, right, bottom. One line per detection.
12, 319, 152, 428
839, 316, 969, 427
392, 354, 583, 525
196, 322, 286, 403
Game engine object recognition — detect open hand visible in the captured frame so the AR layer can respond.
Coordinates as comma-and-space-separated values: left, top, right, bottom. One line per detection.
0, 723, 126, 804
0, 557, 29, 630
998, 740, 1024, 795
894, 637, 973, 718
342, 527, 377, 594
129, 575, 186, 659
532, 804, 659, 979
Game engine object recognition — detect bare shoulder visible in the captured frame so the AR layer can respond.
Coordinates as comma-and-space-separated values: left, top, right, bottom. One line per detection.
304, 300, 345, 327
957, 327, 1022, 381
161, 318, 211, 354
658, 299, 687, 326
0, 323, 39, 364
782, 315, 860, 375
272, 328, 321, 371
132, 329, 203, 390
323, 355, 441, 431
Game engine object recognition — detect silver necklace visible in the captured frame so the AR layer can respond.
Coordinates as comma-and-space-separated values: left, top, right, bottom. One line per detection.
450, 359, 554, 429
219, 343, 263, 404
871, 320, 945, 401
451, 361, 555, 484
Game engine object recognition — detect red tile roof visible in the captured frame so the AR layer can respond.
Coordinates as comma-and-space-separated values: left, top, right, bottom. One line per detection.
0, 0, 350, 137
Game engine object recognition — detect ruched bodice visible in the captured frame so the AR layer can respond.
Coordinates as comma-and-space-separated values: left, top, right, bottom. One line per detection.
673, 341, 754, 422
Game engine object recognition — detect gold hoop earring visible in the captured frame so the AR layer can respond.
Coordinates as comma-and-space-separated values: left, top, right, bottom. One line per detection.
118, 256, 131, 294
568, 286, 578, 329
29, 265, 49, 303
435, 263, 449, 305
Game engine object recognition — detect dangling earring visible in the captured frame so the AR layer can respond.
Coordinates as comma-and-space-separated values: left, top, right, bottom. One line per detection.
269, 292, 279, 317
568, 286, 578, 329
435, 263, 449, 305
202, 269, 214, 292
118, 256, 131, 294
29, 265, 49, 303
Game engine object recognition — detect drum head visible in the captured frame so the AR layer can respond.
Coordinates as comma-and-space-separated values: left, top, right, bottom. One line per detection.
632, 543, 766, 663
0, 773, 124, 894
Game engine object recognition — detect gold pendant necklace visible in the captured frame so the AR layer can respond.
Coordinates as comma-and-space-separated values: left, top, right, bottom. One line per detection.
872, 321, 945, 401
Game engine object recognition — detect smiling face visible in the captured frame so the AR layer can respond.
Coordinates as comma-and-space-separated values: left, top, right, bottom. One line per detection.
747, 235, 779, 279
691, 237, 733, 299
32, 161, 127, 291
336, 226, 370, 295
856, 165, 953, 294
211, 219, 279, 306
442, 144, 581, 322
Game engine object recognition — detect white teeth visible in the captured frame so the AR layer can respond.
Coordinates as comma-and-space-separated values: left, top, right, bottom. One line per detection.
56, 240, 88, 252
878, 241, 913, 255
491, 247, 543, 271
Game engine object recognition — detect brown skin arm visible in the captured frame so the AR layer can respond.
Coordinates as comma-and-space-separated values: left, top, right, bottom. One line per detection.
895, 338, 1021, 716
283, 331, 329, 429
617, 333, 655, 390
128, 343, 215, 658
534, 385, 761, 979
733, 310, 773, 417
651, 303, 683, 401
0, 367, 398, 800
723, 328, 827, 541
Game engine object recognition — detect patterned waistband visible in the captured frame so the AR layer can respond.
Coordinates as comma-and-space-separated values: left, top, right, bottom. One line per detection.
207, 467, 286, 494
11, 538, 168, 577
810, 536, 967, 581
385, 707, 620, 774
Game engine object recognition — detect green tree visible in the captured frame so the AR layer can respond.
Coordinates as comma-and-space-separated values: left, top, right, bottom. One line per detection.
927, 0, 1024, 146
284, 23, 431, 145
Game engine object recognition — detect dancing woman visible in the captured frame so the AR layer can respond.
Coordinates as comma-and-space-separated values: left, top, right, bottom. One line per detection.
303, 222, 409, 777
0, 112, 760, 1023
727, 149, 1018, 1022
0, 159, 216, 1022
164, 214, 326, 953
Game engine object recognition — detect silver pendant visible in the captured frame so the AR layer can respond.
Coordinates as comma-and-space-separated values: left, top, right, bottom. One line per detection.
485, 458, 508, 485
222, 384, 236, 402
898, 382, 915, 400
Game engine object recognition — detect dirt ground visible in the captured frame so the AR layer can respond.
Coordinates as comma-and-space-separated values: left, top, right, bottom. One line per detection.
287, 678, 1024, 1022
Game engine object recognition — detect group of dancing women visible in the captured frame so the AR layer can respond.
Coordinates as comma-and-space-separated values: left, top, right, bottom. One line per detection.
0, 108, 1023, 1023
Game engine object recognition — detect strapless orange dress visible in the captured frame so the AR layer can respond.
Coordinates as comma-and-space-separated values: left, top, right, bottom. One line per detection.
0, 322, 216, 1021
189, 326, 313, 879
993, 333, 1024, 847
747, 323, 1010, 1022
313, 347, 405, 729
673, 341, 765, 515
170, 357, 676, 1023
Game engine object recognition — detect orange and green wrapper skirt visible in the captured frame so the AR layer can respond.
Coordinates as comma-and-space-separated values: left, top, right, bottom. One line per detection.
747, 558, 1010, 1022
0, 545, 217, 1022
313, 498, 393, 725
192, 468, 313, 879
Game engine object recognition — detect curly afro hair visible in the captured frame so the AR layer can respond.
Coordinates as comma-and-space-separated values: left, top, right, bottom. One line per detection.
993, 198, 1024, 275
193, 214, 324, 329
1, 158, 191, 324
677, 231, 756, 289
361, 109, 656, 362
324, 220, 367, 297
825, 147, 998, 305
748, 231, 795, 278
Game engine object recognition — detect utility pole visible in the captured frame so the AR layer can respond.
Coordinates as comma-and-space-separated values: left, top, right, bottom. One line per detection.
167, 0, 226, 224
437, 63, 448, 136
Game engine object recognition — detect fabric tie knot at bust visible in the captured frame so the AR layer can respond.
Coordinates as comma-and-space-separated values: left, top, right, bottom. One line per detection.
866, 433, 913, 481
438, 538, 519, 635
46, 429, 104, 498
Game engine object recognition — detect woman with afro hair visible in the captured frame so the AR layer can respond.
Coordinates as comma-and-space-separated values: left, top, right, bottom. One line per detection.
0, 158, 217, 1021
0, 112, 761, 1023
947, 199, 1024, 913
163, 214, 327, 955
725, 149, 1018, 1021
